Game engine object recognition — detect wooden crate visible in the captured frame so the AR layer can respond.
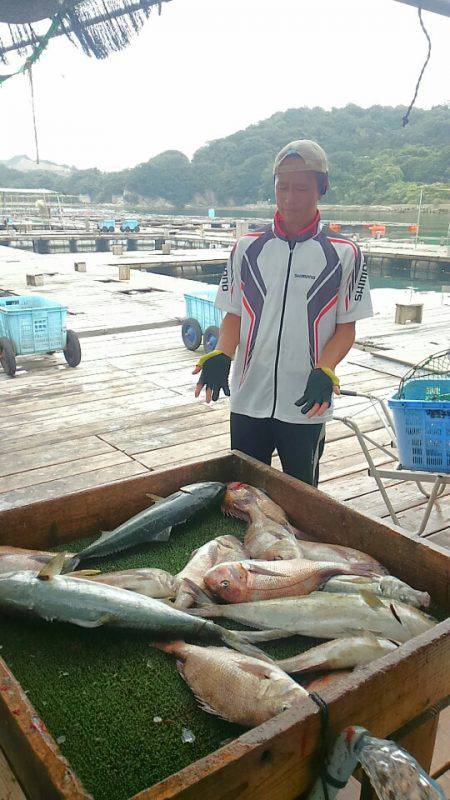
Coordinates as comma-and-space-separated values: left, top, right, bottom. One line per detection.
0, 451, 449, 800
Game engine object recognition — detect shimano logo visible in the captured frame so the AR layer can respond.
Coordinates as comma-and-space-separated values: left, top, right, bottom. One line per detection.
294, 273, 315, 280
354, 265, 368, 301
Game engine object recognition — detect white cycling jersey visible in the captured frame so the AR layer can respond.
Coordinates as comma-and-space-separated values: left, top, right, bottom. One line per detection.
215, 212, 373, 424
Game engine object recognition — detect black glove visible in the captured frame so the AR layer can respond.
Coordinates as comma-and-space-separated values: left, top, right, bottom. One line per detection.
194, 350, 231, 401
295, 368, 336, 414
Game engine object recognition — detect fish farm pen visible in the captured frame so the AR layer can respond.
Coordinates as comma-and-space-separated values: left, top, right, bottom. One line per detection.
0, 233, 450, 799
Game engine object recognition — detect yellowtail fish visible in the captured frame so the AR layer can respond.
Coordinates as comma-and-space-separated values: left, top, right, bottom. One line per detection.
68, 567, 179, 599
276, 633, 398, 674
0, 546, 75, 574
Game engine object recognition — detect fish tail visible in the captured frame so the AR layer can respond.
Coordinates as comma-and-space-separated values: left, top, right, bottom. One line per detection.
346, 562, 383, 579
61, 555, 80, 574
217, 627, 274, 662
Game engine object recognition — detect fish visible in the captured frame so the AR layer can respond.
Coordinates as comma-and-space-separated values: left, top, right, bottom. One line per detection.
223, 483, 386, 573
154, 640, 308, 727
305, 671, 353, 694
0, 546, 75, 574
244, 507, 302, 561
0, 554, 265, 659
187, 591, 436, 643
204, 558, 378, 603
275, 633, 398, 674
323, 575, 430, 609
67, 567, 179, 599
65, 482, 225, 571
175, 535, 247, 609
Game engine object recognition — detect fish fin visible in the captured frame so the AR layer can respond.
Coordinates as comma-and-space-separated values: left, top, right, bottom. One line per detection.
61, 555, 80, 574
148, 526, 173, 543
97, 530, 114, 541
361, 630, 383, 644
218, 628, 274, 661
152, 641, 185, 654
245, 563, 283, 576
389, 603, 404, 626
193, 694, 230, 721
145, 493, 165, 502
182, 578, 216, 607
37, 552, 67, 581
70, 614, 112, 628
185, 606, 219, 618
360, 590, 386, 610
241, 629, 293, 643
66, 569, 101, 577
236, 661, 275, 679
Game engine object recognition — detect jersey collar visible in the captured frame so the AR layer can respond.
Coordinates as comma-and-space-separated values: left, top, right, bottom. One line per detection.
273, 209, 321, 243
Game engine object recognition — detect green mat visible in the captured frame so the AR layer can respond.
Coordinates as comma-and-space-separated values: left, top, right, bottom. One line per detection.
0, 508, 321, 800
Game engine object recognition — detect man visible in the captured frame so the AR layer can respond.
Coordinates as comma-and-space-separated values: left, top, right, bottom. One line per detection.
193, 139, 373, 486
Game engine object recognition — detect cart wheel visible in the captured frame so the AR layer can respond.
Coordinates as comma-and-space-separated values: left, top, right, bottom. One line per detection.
124, 227, 130, 233
0, 337, 16, 377
46, 351, 55, 355
181, 318, 202, 351
135, 225, 140, 233
63, 330, 82, 367
203, 325, 220, 353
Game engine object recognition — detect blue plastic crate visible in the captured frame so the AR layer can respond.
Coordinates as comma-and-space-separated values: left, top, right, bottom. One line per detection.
388, 379, 450, 472
0, 295, 68, 355
183, 289, 224, 331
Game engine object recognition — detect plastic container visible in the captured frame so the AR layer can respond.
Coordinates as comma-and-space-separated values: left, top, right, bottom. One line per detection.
0, 295, 68, 355
388, 379, 450, 472
183, 289, 224, 331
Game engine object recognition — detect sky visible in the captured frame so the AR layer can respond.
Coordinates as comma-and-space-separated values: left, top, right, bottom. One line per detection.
0, 0, 449, 172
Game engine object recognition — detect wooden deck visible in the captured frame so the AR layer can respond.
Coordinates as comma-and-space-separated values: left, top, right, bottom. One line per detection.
0, 245, 449, 797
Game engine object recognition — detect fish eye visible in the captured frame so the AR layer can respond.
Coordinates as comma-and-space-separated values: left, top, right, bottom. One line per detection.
280, 703, 291, 712
220, 580, 230, 588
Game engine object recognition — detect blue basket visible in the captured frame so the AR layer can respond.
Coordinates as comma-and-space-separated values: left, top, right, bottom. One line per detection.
0, 295, 68, 355
183, 289, 224, 331
388, 379, 450, 472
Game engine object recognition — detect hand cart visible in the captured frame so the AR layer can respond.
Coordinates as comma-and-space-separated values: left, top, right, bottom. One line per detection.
0, 295, 81, 378
181, 289, 224, 353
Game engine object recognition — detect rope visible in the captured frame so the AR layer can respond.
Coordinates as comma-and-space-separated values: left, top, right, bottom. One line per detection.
0, 15, 61, 85
402, 8, 432, 127
27, 65, 40, 164
309, 691, 332, 800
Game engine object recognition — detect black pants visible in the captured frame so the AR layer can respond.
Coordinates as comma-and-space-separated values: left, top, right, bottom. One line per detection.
230, 413, 325, 487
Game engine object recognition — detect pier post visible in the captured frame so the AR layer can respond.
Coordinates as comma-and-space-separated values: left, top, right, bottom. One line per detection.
36, 239, 50, 255
154, 237, 164, 251
95, 238, 109, 252
127, 238, 137, 252
69, 239, 78, 253
74, 262, 86, 272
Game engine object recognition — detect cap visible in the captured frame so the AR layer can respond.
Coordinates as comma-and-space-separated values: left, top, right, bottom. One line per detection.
273, 139, 328, 175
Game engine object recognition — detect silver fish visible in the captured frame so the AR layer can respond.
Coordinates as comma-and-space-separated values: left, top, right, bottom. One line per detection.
276, 633, 398, 674
323, 575, 430, 609
188, 591, 436, 643
0, 554, 263, 657
65, 482, 225, 571
70, 567, 179, 599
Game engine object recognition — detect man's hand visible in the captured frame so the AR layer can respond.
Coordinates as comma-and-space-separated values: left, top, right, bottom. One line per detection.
193, 350, 231, 403
295, 367, 340, 418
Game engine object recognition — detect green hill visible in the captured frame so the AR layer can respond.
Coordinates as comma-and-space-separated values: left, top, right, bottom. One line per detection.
1, 104, 449, 207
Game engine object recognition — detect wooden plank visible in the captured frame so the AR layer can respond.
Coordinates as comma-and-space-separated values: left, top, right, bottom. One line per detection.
0, 436, 114, 478
350, 483, 450, 519
0, 660, 90, 800
0, 749, 27, 800
0, 460, 148, 512
133, 434, 232, 469
428, 529, 450, 551
431, 706, 450, 779
0, 451, 133, 493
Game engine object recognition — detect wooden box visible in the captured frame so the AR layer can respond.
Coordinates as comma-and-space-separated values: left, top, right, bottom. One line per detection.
0, 451, 449, 800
